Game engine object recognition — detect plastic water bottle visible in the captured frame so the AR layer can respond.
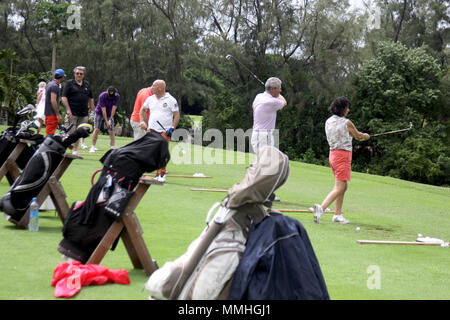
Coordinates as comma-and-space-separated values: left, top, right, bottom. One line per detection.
28, 197, 39, 232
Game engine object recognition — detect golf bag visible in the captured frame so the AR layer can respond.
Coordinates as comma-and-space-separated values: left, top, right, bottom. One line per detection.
0, 124, 92, 223
0, 104, 44, 184
228, 214, 330, 300
145, 146, 297, 300
57, 132, 170, 264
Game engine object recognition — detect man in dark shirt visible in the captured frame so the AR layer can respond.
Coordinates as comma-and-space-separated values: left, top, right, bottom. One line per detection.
62, 66, 94, 155
44, 69, 66, 136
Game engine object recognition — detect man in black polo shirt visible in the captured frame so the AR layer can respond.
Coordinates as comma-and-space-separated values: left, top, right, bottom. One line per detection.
62, 66, 95, 155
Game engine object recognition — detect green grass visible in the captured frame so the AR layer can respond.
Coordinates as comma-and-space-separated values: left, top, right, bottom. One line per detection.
0, 131, 449, 300
186, 115, 202, 128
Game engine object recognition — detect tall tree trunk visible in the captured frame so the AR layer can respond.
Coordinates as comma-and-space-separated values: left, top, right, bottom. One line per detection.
51, 42, 56, 74
394, 0, 408, 43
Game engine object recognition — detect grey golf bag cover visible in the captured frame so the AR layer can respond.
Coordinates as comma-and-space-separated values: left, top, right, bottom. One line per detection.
145, 146, 295, 300
0, 126, 91, 223
0, 104, 45, 184
0, 128, 44, 184
57, 132, 170, 264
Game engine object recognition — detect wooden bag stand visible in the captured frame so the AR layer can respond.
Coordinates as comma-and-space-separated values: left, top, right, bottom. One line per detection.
15, 153, 82, 229
86, 176, 162, 276
0, 139, 36, 184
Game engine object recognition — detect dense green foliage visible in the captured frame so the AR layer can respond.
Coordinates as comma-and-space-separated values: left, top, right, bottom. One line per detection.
0, 0, 449, 185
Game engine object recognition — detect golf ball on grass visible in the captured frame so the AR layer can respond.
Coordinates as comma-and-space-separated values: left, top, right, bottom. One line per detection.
356, 227, 360, 231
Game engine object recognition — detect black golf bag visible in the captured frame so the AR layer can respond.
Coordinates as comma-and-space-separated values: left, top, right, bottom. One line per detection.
0, 125, 92, 223
0, 104, 44, 184
57, 132, 170, 263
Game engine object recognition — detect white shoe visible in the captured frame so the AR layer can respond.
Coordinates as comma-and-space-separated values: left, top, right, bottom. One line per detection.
157, 175, 166, 183
89, 146, 95, 153
110, 146, 115, 150
332, 214, 350, 224
80, 143, 88, 150
72, 150, 78, 156
313, 204, 324, 224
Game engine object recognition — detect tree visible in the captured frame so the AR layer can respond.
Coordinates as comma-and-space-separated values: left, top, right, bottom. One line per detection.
352, 41, 449, 185
0, 49, 36, 124
33, 0, 75, 73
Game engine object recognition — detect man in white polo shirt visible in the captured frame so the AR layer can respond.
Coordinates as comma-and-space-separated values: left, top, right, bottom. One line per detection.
139, 79, 180, 182
251, 77, 287, 159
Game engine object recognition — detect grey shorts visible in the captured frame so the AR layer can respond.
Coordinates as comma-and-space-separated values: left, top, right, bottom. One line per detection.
65, 115, 89, 134
94, 113, 114, 131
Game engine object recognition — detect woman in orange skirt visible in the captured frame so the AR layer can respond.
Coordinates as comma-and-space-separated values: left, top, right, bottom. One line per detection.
313, 97, 370, 224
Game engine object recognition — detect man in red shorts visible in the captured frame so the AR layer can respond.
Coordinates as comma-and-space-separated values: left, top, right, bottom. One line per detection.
44, 69, 66, 136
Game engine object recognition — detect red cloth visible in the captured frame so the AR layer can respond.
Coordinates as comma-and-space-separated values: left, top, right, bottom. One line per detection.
51, 261, 130, 298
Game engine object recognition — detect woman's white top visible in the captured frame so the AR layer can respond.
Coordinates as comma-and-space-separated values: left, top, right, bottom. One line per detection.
325, 115, 352, 151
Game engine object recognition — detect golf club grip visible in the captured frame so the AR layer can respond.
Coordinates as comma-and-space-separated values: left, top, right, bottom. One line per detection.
156, 120, 166, 131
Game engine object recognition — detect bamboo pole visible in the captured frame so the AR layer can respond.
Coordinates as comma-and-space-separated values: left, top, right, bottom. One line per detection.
276, 209, 335, 214
357, 240, 447, 246
190, 188, 227, 192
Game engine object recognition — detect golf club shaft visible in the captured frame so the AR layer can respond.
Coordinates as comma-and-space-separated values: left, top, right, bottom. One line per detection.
226, 54, 265, 86
156, 120, 166, 132
371, 128, 411, 137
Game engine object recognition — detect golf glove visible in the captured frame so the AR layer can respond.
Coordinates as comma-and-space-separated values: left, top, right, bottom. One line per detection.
165, 127, 174, 137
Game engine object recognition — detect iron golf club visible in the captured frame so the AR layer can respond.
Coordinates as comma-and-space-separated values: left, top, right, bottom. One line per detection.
225, 54, 265, 86
371, 122, 413, 137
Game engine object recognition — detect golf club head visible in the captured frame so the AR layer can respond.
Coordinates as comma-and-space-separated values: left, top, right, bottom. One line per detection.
77, 123, 93, 134
16, 120, 36, 135
16, 104, 36, 116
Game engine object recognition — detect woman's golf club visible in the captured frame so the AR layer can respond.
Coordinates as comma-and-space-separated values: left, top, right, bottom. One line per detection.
225, 54, 265, 86
371, 122, 413, 137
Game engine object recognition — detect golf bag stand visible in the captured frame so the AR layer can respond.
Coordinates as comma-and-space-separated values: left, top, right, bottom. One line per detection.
0, 125, 92, 224
57, 132, 170, 264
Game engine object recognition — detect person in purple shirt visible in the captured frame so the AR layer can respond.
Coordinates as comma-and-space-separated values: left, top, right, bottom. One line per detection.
90, 86, 120, 152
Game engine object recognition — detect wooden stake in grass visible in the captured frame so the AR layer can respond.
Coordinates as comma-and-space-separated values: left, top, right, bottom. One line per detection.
276, 208, 335, 214
190, 188, 227, 192
145, 174, 212, 179
357, 240, 448, 246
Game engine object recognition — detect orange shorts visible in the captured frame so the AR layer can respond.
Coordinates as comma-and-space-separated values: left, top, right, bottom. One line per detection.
45, 115, 59, 135
329, 150, 352, 181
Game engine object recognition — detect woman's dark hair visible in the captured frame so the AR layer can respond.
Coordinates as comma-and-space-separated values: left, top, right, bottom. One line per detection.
328, 96, 351, 116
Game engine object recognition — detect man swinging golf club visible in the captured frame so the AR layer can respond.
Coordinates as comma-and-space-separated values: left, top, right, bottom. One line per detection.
139, 79, 179, 182
250, 77, 287, 202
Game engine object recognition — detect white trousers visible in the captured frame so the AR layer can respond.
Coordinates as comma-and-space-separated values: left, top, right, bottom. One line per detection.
251, 129, 277, 159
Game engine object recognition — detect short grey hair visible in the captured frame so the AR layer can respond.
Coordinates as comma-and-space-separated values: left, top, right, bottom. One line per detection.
73, 66, 86, 73
265, 77, 282, 91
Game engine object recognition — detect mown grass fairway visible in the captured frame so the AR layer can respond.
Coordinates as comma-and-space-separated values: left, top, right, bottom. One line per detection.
0, 132, 449, 300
